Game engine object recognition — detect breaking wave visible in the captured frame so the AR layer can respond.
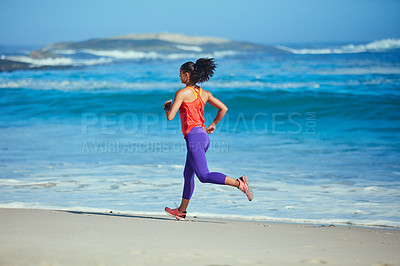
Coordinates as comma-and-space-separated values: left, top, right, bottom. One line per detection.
277, 39, 400, 54
5, 55, 113, 66
1, 77, 398, 96
58, 49, 237, 60
3, 49, 238, 67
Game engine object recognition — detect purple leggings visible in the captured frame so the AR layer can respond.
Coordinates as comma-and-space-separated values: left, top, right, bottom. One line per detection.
182, 126, 226, 200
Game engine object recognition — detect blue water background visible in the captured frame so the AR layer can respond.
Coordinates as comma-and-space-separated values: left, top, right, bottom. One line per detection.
1, 43, 400, 227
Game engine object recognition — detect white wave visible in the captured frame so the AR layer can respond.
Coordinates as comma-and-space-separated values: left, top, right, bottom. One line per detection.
81, 49, 160, 59
4, 48, 238, 66
5, 55, 113, 66
207, 80, 321, 89
360, 38, 400, 51
7, 55, 74, 65
0, 179, 20, 184
1, 78, 397, 94
0, 179, 57, 188
277, 38, 400, 54
315, 67, 400, 75
68, 49, 237, 60
0, 78, 320, 91
0, 201, 56, 209
176, 45, 202, 52
0, 78, 180, 91
0, 202, 129, 214
110, 32, 230, 45
213, 50, 238, 57
189, 212, 400, 228
52, 49, 80, 55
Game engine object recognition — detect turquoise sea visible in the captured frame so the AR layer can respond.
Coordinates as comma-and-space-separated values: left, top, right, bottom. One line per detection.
1, 39, 400, 227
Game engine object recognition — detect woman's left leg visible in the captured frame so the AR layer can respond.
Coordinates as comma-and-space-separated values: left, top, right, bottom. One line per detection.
186, 130, 240, 187
186, 130, 226, 185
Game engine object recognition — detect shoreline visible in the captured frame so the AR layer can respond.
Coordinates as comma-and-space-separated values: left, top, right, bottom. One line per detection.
0, 59, 73, 72
1, 208, 399, 265
1, 205, 398, 230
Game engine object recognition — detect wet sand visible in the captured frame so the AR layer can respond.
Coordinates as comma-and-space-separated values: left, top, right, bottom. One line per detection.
0, 208, 399, 265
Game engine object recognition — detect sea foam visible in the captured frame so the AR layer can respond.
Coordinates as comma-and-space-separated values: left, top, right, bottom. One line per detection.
5, 55, 113, 66
1, 77, 398, 96
4, 49, 237, 66
277, 38, 400, 54
75, 49, 237, 60
1, 44, 400, 228
176, 45, 203, 52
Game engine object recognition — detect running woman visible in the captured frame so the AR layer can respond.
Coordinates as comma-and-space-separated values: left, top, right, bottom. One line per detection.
163, 58, 253, 221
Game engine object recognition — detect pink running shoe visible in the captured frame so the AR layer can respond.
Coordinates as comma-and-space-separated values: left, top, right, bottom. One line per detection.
165, 207, 186, 221
238, 175, 253, 201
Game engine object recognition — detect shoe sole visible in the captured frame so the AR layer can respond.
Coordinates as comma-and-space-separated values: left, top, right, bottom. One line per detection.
243, 175, 253, 201
165, 209, 186, 221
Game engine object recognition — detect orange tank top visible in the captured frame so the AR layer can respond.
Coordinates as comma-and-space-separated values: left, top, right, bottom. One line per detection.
179, 86, 207, 137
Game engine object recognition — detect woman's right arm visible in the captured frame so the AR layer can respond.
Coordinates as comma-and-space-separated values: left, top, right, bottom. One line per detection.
165, 89, 185, 121
206, 92, 228, 133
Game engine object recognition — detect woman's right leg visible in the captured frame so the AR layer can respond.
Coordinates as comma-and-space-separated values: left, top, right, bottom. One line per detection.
179, 153, 195, 213
225, 176, 240, 187
186, 130, 252, 201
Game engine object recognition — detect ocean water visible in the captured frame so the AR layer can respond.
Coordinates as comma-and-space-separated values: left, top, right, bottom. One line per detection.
1, 39, 400, 227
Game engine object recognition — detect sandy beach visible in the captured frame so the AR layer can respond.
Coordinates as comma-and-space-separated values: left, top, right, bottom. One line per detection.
0, 208, 399, 266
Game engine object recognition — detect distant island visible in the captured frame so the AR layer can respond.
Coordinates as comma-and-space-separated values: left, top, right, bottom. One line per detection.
1, 33, 288, 72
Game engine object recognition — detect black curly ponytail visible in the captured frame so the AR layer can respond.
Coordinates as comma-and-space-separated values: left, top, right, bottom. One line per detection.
181, 58, 217, 84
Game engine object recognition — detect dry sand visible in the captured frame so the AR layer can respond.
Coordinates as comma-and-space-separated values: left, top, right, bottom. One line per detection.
0, 208, 399, 266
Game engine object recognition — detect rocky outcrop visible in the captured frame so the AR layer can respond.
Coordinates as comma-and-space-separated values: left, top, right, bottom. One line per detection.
37, 32, 288, 54
0, 59, 72, 72
0, 59, 31, 72
3, 33, 288, 72
30, 50, 64, 59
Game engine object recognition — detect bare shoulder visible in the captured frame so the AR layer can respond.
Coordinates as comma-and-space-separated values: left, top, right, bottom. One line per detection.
202, 88, 212, 95
202, 89, 227, 110
201, 88, 213, 101
175, 87, 191, 98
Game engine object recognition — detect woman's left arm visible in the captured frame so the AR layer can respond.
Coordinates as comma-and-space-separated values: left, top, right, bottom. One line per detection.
206, 92, 228, 133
